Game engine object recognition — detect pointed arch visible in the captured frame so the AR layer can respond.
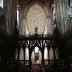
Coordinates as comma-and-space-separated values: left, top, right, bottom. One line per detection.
27, 3, 46, 34
24, 1, 48, 17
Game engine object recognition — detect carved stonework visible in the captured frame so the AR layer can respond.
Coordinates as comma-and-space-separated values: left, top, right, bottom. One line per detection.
66, 0, 72, 17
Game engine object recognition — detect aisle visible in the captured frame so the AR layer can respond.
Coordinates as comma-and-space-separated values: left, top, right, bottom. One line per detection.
31, 64, 45, 72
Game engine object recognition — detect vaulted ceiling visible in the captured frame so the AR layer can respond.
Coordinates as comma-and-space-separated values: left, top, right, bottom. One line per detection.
18, 0, 54, 9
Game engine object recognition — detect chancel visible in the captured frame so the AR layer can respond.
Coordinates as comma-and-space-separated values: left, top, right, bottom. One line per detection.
0, 0, 72, 72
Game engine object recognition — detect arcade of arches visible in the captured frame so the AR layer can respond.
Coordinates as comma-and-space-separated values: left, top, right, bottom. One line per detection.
0, 0, 72, 72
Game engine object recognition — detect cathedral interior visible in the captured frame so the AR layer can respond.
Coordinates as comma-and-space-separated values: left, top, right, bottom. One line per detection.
0, 0, 72, 72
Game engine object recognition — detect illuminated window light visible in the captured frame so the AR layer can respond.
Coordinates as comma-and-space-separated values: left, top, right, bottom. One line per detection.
0, 0, 3, 8
35, 46, 39, 53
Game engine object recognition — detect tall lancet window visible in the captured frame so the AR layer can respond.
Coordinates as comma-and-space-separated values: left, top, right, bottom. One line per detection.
25, 47, 29, 60
44, 47, 48, 60
35, 46, 39, 53
44, 18, 48, 35
19, 47, 24, 60
27, 4, 46, 34
26, 25, 29, 35
0, 0, 3, 8
17, 5, 20, 29
49, 47, 54, 60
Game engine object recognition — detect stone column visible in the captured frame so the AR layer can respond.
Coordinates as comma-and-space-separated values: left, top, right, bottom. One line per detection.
19, 16, 27, 35
53, 48, 56, 60
47, 8, 54, 34
5, 0, 17, 36
48, 48, 50, 63
17, 48, 20, 60
47, 17, 53, 34
29, 41, 31, 71
55, 48, 59, 59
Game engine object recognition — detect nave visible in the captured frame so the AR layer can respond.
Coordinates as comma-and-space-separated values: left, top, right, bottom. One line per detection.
0, 0, 72, 72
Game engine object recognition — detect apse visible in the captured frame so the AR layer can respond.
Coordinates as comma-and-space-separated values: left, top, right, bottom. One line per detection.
27, 4, 46, 34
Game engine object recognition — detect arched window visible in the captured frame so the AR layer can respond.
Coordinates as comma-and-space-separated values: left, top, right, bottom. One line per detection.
19, 47, 24, 60
44, 47, 48, 60
17, 9, 19, 28
15, 48, 18, 60
0, 0, 3, 8
25, 47, 29, 60
27, 4, 46, 34
35, 46, 39, 53
49, 47, 54, 60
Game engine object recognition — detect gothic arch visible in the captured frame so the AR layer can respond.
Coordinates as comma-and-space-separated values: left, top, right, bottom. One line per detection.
24, 1, 48, 17
19, 1, 49, 35
26, 3, 47, 34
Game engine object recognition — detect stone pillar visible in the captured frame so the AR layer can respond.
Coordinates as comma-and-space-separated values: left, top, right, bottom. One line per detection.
44, 18, 48, 34
42, 46, 44, 65
48, 48, 50, 63
25, 47, 29, 60
47, 17, 53, 34
5, 0, 17, 36
19, 16, 27, 35
47, 8, 54, 34
17, 48, 20, 60
29, 41, 31, 71
23, 42, 25, 65
41, 40, 44, 64
53, 48, 56, 60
